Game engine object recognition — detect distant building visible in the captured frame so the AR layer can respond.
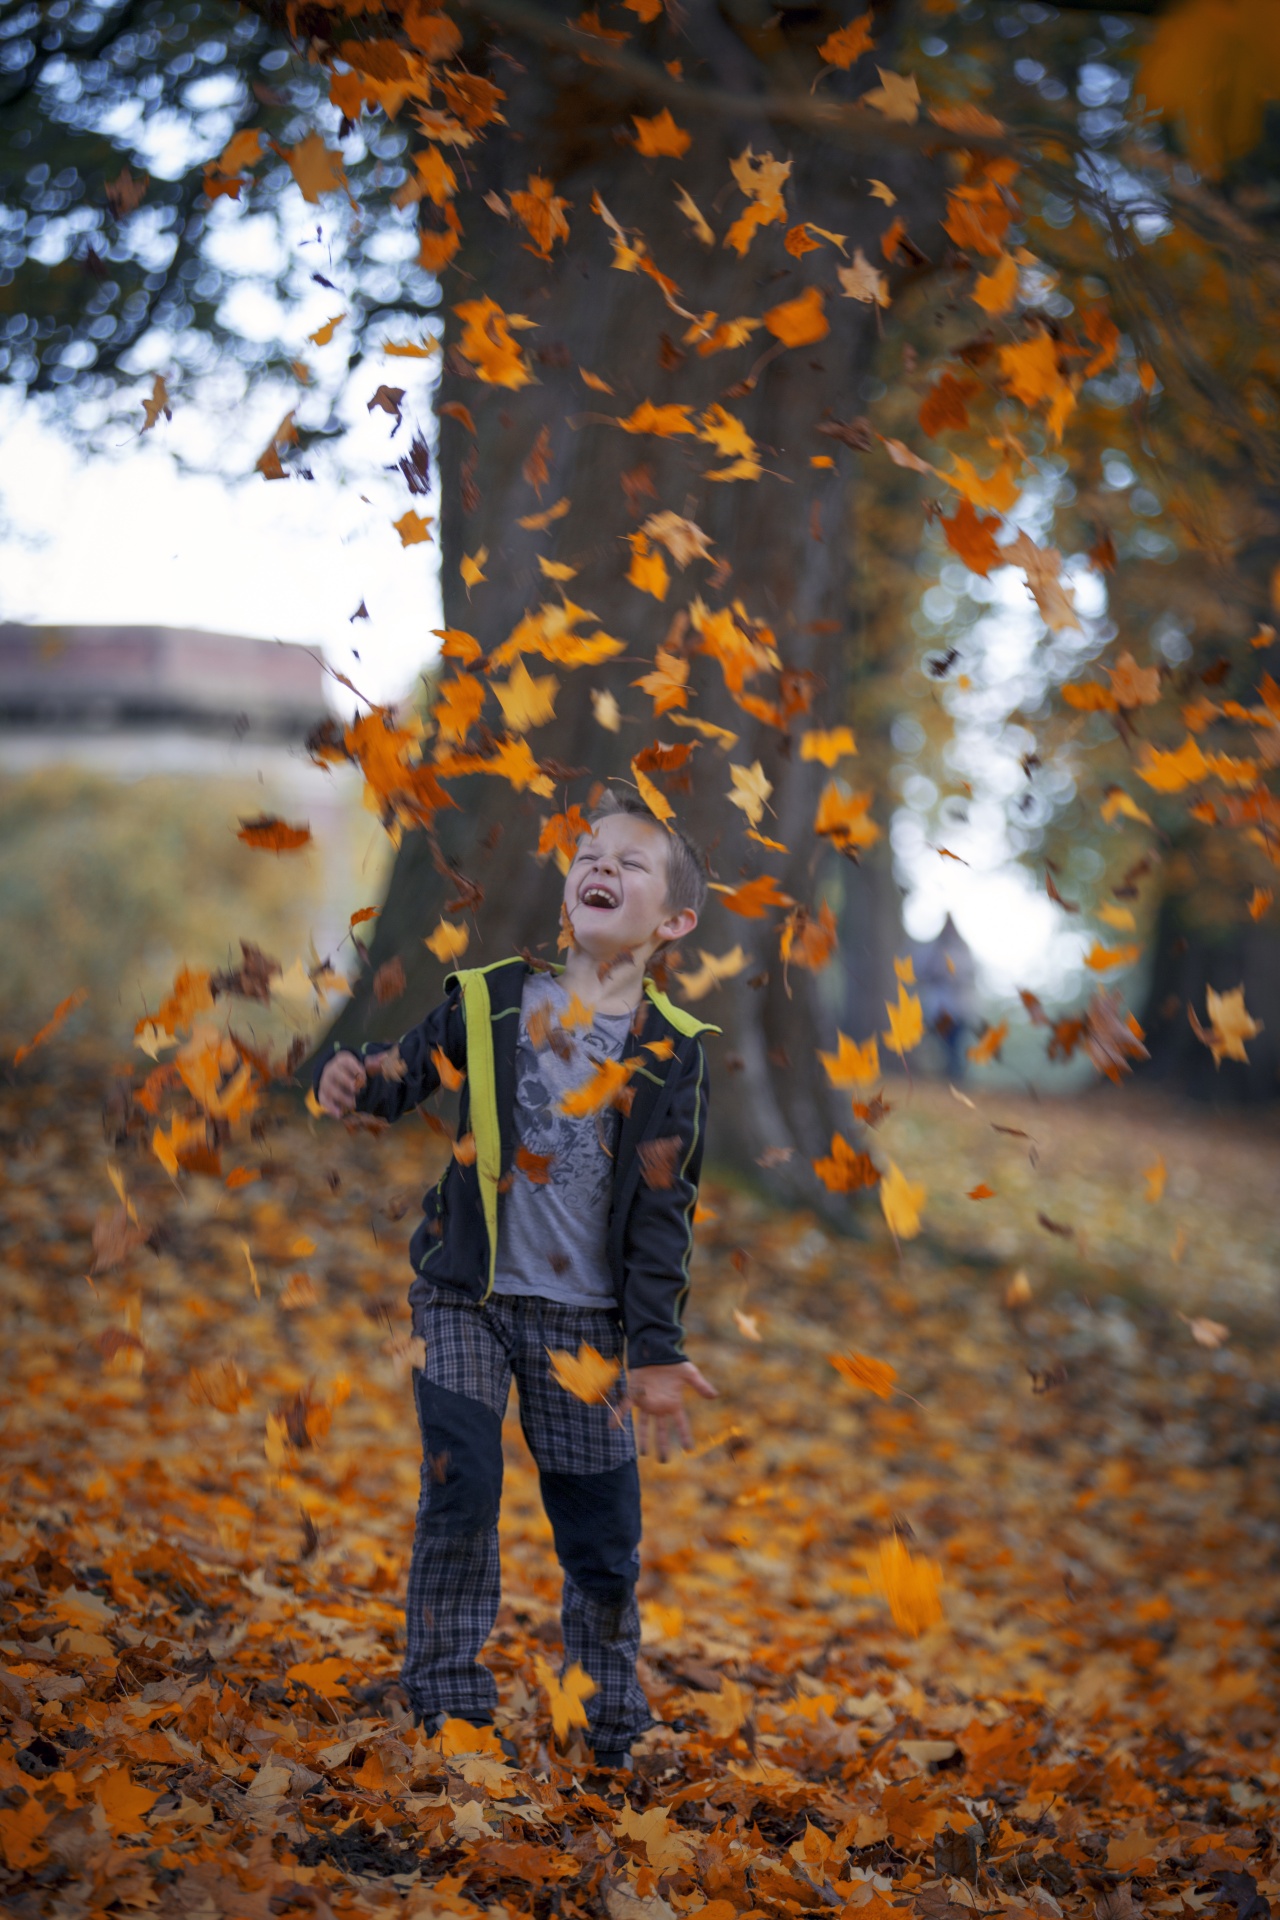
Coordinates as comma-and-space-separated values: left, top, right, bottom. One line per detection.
0, 623, 326, 738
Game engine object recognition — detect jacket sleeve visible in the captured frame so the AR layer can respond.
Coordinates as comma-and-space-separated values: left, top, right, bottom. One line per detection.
311, 980, 467, 1123
620, 1040, 710, 1370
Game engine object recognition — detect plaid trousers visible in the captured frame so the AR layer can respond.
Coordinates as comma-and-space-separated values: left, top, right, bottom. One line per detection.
403, 1289, 652, 1756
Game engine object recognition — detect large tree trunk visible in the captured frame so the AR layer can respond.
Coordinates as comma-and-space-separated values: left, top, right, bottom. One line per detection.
328, 0, 936, 1188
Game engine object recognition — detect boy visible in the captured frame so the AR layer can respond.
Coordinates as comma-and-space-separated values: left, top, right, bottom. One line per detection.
315, 794, 719, 1769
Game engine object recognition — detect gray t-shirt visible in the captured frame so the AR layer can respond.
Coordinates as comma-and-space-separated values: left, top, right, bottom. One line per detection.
492, 974, 634, 1309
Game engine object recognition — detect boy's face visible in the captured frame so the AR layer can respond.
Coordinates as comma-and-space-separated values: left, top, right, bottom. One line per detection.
564, 813, 697, 964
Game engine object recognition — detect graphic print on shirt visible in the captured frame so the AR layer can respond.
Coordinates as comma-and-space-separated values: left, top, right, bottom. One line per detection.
514, 1020, 621, 1204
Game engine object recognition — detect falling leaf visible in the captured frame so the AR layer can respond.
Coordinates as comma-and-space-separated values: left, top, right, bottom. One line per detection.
509, 172, 571, 256
1097, 902, 1137, 932
631, 760, 676, 822
880, 1161, 925, 1239
710, 875, 795, 919
1110, 651, 1161, 708
534, 1654, 597, 1742
727, 761, 773, 826
814, 781, 880, 856
967, 1183, 995, 1200
800, 727, 856, 765
972, 251, 1020, 315
733, 1308, 762, 1341
1180, 1313, 1230, 1349
633, 109, 691, 157
546, 1343, 621, 1404
236, 815, 312, 853
819, 1032, 880, 1087
140, 373, 171, 432
308, 311, 346, 346
1189, 985, 1263, 1066
516, 1144, 554, 1185
1086, 940, 1142, 972
674, 183, 714, 244
838, 249, 889, 306
675, 944, 750, 1000
495, 659, 559, 732
967, 1021, 1008, 1066
394, 509, 433, 547
13, 989, 88, 1067
1142, 1155, 1166, 1204
627, 531, 671, 600
883, 984, 924, 1057
460, 547, 489, 589
454, 296, 535, 388
518, 494, 571, 531
426, 919, 471, 962
813, 1135, 881, 1193
282, 130, 348, 203
820, 14, 874, 67
862, 68, 920, 122
874, 1535, 943, 1635
558, 1057, 638, 1116
1006, 532, 1079, 633
592, 688, 622, 731
830, 1350, 897, 1397
763, 285, 829, 348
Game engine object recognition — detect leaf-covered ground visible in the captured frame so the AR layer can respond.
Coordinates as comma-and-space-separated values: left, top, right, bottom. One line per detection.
2, 1053, 1278, 1919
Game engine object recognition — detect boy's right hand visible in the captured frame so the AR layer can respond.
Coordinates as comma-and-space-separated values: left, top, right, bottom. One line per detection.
317, 1051, 367, 1117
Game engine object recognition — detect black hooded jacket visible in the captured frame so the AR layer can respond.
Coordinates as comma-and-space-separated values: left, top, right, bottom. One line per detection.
313, 956, 717, 1369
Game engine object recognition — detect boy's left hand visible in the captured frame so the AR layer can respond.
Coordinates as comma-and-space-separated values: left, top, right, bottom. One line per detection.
621, 1362, 718, 1462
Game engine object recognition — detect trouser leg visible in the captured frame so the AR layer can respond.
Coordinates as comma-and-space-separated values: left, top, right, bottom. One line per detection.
401, 1302, 513, 1726
514, 1300, 653, 1756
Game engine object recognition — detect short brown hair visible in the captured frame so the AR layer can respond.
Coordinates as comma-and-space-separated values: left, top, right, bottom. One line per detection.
585, 790, 707, 919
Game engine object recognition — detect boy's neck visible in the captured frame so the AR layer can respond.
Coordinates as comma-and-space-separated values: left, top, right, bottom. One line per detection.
558, 944, 653, 1019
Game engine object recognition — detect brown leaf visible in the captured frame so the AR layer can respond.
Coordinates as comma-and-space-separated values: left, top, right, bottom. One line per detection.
637, 1136, 683, 1189
373, 958, 407, 1005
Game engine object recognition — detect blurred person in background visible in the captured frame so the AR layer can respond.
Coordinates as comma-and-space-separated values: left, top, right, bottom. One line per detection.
916, 914, 977, 1082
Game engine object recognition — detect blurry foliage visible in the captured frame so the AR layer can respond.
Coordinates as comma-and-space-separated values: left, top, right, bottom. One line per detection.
0, 764, 391, 1046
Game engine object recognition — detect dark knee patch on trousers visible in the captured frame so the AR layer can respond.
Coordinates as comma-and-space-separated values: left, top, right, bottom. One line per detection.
540, 1460, 641, 1606
414, 1376, 504, 1536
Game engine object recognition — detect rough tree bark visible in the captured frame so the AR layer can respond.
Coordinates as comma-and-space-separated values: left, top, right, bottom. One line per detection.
327, 0, 942, 1186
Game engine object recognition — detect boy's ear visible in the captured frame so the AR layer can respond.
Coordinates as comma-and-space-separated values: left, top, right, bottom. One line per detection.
656, 905, 698, 944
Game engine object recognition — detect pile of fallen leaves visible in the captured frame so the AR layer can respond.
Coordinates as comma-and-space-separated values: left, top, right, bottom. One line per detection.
2, 1050, 1278, 1920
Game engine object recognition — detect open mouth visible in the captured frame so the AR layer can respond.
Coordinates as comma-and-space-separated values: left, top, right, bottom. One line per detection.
579, 882, 620, 910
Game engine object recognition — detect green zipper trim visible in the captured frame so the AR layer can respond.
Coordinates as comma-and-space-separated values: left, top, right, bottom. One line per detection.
456, 968, 502, 1300
643, 979, 721, 1038
669, 1040, 705, 1351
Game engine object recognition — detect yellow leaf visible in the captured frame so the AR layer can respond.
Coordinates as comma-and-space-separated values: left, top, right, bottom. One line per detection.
894, 955, 915, 984
1248, 886, 1273, 920
394, 509, 432, 546
537, 555, 577, 581
829, 1350, 897, 1397
702, 1676, 752, 1737
518, 495, 571, 531
627, 531, 671, 600
862, 68, 920, 122
674, 944, 750, 1001
972, 253, 1019, 315
631, 760, 676, 822
819, 13, 874, 67
494, 658, 559, 732
283, 130, 348, 204
1143, 1155, 1166, 1204
308, 311, 346, 346
558, 1057, 638, 1116
763, 284, 829, 348
819, 1032, 880, 1087
813, 1135, 880, 1193
1085, 940, 1142, 972
618, 399, 698, 437
0, 1794, 52, 1870
873, 1534, 943, 1635
592, 688, 622, 731
425, 919, 470, 962
734, 1307, 762, 1341
727, 759, 772, 826
883, 984, 924, 1056
454, 296, 534, 389
814, 780, 880, 854
460, 547, 488, 589
534, 1653, 597, 1742
674, 183, 714, 244
546, 1343, 621, 1403
1101, 787, 1153, 827
944, 453, 1020, 514
633, 646, 690, 715
633, 108, 691, 157
1193, 984, 1263, 1066
838, 249, 890, 306
800, 727, 856, 766
880, 1161, 925, 1238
